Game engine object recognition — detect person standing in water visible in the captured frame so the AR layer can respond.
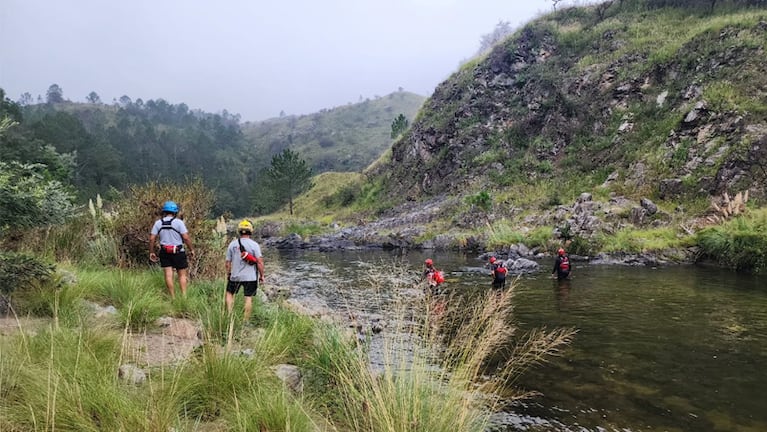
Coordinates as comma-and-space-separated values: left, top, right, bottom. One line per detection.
552, 248, 572, 280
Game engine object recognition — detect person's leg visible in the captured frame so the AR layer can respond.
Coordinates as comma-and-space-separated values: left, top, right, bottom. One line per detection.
242, 282, 258, 322
177, 268, 189, 296
243, 296, 253, 322
162, 267, 175, 298
225, 291, 235, 313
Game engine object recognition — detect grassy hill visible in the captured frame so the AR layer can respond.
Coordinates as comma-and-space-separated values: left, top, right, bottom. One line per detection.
374, 2, 767, 205
241, 91, 424, 173
269, 1, 767, 270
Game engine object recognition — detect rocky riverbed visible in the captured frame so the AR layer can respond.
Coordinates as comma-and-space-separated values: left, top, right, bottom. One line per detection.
258, 192, 699, 267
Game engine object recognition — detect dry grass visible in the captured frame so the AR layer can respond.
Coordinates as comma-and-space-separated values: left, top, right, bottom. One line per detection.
315, 263, 575, 432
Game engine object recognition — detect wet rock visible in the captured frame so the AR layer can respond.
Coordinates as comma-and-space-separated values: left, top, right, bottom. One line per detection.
509, 258, 539, 273
275, 233, 305, 249
510, 243, 531, 257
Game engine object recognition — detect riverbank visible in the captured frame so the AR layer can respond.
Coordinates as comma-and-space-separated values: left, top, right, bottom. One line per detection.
257, 193, 767, 273
0, 264, 572, 431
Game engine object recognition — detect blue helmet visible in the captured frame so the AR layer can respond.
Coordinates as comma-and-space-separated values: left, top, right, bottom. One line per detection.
161, 201, 179, 213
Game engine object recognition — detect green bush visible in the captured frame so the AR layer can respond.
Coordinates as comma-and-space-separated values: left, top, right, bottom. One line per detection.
697, 210, 767, 272
0, 252, 54, 296
112, 180, 223, 279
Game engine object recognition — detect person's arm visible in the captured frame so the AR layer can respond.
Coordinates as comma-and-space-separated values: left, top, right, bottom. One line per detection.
149, 233, 158, 262
225, 260, 232, 280
552, 258, 559, 276
182, 233, 194, 257
256, 257, 265, 283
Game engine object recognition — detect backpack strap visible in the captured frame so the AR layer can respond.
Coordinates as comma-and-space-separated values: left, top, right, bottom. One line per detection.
159, 216, 180, 234
237, 237, 246, 253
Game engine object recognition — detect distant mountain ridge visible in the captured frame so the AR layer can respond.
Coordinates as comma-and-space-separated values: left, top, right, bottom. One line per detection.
241, 91, 424, 173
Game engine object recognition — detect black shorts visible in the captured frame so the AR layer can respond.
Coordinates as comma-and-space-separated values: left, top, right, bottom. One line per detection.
159, 250, 189, 270
492, 278, 506, 289
227, 280, 258, 297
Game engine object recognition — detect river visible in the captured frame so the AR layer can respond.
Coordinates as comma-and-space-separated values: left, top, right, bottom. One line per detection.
274, 249, 767, 432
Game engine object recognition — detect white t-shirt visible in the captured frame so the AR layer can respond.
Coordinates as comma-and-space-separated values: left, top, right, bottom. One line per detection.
150, 216, 188, 246
226, 237, 262, 282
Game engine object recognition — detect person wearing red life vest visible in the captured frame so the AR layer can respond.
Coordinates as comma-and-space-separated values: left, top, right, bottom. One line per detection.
489, 256, 508, 289
149, 200, 195, 298
225, 220, 265, 321
422, 258, 445, 290
552, 248, 572, 280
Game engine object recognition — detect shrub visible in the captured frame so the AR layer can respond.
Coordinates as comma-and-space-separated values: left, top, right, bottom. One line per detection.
697, 209, 767, 272
0, 161, 76, 238
112, 180, 224, 278
0, 252, 54, 296
0, 252, 57, 315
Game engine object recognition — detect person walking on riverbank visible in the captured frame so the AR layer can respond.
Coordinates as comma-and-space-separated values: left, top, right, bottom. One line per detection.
149, 200, 195, 298
225, 220, 265, 321
489, 256, 507, 289
552, 248, 572, 280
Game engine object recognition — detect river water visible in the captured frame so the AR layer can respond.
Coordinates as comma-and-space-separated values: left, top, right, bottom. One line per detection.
274, 249, 767, 432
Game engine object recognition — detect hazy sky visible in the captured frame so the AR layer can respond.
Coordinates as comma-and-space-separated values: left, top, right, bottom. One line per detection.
1, 0, 555, 122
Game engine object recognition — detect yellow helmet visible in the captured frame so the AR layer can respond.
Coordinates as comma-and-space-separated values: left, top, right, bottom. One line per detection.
238, 220, 253, 234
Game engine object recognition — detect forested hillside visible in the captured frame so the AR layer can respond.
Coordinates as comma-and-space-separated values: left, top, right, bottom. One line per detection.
2, 88, 422, 216
8, 97, 251, 214
241, 91, 424, 173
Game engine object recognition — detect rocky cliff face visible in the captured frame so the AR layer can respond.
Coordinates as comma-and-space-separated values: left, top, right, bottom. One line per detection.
374, 6, 767, 206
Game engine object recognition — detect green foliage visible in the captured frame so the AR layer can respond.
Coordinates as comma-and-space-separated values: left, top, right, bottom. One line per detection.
0, 252, 54, 296
390, 113, 410, 139
112, 180, 222, 278
466, 191, 493, 213
567, 235, 596, 256
598, 226, 688, 253
19, 96, 254, 215
284, 220, 325, 237
265, 149, 314, 216
697, 209, 767, 272
8, 274, 87, 326
0, 161, 75, 237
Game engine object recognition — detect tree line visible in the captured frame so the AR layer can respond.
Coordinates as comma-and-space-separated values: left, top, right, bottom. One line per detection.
2, 86, 313, 217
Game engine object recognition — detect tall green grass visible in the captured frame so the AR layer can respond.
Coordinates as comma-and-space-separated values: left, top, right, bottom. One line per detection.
1, 264, 575, 431
598, 226, 691, 253
697, 209, 767, 272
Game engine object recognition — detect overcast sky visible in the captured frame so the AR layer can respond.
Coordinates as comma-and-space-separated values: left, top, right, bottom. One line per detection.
1, 0, 556, 122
